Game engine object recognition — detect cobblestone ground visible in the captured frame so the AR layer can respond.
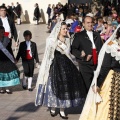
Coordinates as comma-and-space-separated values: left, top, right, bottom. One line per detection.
0, 24, 83, 120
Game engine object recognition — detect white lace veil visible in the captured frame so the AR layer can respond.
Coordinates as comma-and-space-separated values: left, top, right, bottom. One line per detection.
79, 24, 120, 120
36, 21, 62, 88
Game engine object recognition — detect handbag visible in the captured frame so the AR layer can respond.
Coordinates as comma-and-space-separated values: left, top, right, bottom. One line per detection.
33, 16, 37, 21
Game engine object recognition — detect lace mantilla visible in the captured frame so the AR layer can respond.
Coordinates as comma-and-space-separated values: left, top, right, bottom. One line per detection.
106, 40, 120, 62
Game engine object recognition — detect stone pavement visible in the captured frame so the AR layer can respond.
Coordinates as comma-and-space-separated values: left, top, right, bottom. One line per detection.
0, 24, 82, 120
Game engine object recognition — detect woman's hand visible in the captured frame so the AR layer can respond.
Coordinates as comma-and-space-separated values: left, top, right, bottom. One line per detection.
92, 85, 100, 93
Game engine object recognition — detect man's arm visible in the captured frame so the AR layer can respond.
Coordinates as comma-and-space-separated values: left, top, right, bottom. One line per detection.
34, 43, 39, 63
16, 43, 21, 61
71, 33, 86, 60
12, 22, 18, 42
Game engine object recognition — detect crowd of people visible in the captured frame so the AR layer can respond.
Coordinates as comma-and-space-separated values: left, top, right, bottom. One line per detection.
46, 1, 120, 42
1, 2, 41, 25
0, 5, 40, 94
0, 0, 120, 120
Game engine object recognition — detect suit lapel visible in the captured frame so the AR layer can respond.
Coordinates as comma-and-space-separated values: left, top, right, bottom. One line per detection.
7, 17, 11, 28
83, 30, 90, 41
30, 41, 33, 49
84, 30, 98, 43
0, 18, 2, 25
24, 41, 27, 50
93, 32, 98, 43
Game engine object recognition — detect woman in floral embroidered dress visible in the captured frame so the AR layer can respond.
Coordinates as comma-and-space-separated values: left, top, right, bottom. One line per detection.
79, 26, 120, 120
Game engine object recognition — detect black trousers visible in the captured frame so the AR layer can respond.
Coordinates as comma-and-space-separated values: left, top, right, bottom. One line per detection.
78, 62, 94, 92
22, 59, 34, 77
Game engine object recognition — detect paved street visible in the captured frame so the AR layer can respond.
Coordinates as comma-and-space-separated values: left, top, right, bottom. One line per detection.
0, 24, 82, 120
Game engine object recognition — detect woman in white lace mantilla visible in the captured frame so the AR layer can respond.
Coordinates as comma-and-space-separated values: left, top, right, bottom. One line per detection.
35, 21, 87, 119
79, 25, 120, 120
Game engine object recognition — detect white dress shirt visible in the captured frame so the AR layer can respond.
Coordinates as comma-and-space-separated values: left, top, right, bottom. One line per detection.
26, 41, 32, 57
1, 17, 11, 38
87, 30, 96, 49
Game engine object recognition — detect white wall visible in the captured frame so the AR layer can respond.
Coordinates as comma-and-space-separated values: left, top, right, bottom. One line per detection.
2, 0, 68, 24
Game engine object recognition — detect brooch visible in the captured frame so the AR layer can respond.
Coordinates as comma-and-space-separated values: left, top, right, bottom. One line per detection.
108, 41, 114, 45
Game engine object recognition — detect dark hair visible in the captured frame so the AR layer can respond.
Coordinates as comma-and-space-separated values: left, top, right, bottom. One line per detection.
103, 22, 107, 25
36, 3, 38, 6
23, 30, 32, 38
116, 28, 120, 39
82, 16, 93, 23
61, 21, 66, 26
0, 5, 7, 10
0, 26, 5, 31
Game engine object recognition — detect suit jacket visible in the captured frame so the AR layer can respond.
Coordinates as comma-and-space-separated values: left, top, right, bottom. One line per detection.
34, 7, 41, 19
15, 4, 21, 16
47, 7, 51, 16
16, 41, 39, 63
71, 30, 103, 65
0, 17, 18, 42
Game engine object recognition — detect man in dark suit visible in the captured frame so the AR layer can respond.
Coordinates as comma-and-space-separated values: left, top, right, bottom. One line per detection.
15, 2, 21, 25
0, 5, 18, 46
16, 30, 39, 91
46, 4, 51, 23
10, 3, 16, 20
34, 3, 41, 25
71, 16, 103, 92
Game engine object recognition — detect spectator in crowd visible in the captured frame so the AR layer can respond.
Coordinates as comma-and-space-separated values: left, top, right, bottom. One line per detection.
101, 21, 113, 41
10, 2, 16, 20
95, 18, 104, 33
15, 2, 21, 25
69, 15, 79, 36
33, 3, 41, 25
46, 4, 51, 24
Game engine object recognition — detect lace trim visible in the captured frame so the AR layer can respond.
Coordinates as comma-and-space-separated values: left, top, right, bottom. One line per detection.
106, 40, 120, 62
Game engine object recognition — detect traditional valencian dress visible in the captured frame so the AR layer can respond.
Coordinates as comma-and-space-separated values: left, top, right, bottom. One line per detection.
0, 37, 20, 87
35, 37, 87, 108
79, 40, 120, 120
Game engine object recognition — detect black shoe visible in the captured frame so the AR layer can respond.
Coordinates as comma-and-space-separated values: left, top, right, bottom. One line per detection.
6, 89, 12, 94
28, 88, 33, 91
22, 86, 27, 90
59, 112, 68, 119
50, 110, 56, 117
0, 89, 6, 94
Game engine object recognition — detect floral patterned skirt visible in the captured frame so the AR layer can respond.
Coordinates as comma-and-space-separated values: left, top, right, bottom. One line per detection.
35, 50, 87, 108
